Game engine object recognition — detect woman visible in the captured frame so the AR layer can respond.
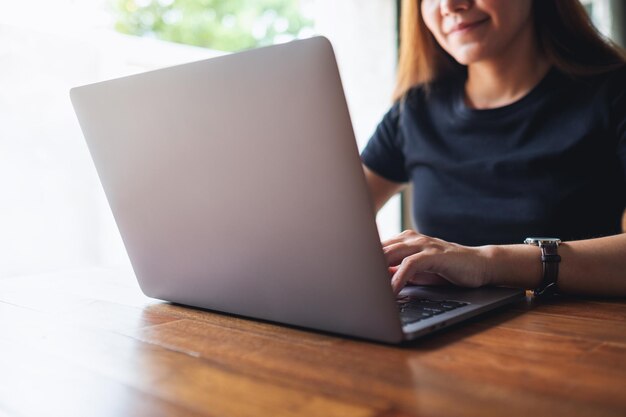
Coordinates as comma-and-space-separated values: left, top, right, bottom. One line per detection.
361, 0, 626, 297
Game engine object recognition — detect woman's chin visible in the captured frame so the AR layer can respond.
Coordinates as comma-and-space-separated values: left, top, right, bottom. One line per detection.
447, 45, 490, 66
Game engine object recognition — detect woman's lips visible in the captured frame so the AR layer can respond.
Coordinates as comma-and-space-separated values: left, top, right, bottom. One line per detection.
448, 17, 490, 35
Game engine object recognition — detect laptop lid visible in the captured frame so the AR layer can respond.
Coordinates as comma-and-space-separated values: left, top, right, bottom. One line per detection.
70, 36, 406, 343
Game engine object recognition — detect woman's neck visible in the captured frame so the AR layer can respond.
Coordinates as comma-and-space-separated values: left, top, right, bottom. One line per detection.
464, 24, 550, 110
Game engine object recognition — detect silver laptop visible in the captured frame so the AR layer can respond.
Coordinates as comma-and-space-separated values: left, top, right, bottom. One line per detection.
70, 36, 524, 343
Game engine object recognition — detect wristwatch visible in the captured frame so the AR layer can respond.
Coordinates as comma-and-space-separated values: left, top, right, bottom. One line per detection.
524, 237, 561, 296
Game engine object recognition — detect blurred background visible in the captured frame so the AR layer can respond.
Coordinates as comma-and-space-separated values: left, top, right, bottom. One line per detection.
0, 0, 624, 279
0, 0, 398, 278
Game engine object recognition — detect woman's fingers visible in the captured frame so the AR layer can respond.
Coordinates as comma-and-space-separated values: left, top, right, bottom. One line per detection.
384, 241, 428, 266
382, 230, 489, 293
382, 231, 443, 293
381, 229, 425, 248
391, 252, 437, 294
387, 265, 400, 277
407, 272, 450, 286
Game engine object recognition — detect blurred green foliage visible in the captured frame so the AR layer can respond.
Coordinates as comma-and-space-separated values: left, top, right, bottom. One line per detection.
112, 0, 314, 52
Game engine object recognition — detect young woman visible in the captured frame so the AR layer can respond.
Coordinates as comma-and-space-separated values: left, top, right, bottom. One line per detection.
361, 0, 626, 297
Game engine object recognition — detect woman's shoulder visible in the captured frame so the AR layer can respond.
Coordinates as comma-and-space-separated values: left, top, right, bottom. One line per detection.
600, 65, 626, 94
563, 64, 626, 92
583, 65, 626, 109
545, 65, 626, 115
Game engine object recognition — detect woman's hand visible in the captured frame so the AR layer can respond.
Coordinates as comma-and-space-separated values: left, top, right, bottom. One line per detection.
382, 230, 493, 295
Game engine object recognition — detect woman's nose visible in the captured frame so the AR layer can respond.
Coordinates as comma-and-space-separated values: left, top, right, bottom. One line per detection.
440, 0, 472, 16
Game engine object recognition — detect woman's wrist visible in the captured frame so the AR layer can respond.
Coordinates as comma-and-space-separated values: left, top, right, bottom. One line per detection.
479, 244, 542, 289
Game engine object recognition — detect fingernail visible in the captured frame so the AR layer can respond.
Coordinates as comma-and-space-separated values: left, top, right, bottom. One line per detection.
391, 277, 399, 293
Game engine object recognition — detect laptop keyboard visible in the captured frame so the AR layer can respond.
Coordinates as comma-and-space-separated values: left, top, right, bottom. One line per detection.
397, 297, 469, 326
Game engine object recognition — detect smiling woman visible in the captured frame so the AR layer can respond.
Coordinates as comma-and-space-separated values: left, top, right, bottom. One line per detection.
393, 0, 626, 100
361, 0, 626, 296
422, 0, 533, 66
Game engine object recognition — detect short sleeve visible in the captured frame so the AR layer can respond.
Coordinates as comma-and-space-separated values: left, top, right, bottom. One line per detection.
360, 103, 409, 183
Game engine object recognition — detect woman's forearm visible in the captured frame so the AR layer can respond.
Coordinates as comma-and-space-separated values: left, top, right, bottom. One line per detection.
486, 234, 626, 297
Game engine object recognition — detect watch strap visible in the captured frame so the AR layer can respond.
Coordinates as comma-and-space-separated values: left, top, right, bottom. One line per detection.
534, 242, 561, 296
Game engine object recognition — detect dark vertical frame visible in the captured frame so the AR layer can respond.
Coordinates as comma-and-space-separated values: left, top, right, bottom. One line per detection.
396, 0, 416, 231
396, 0, 413, 232
613, 0, 626, 48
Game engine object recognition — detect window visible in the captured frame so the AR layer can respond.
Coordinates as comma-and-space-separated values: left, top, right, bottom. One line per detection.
580, 0, 625, 45
0, 0, 399, 278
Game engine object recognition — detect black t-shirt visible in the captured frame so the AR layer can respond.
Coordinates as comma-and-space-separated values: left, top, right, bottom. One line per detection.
361, 67, 626, 246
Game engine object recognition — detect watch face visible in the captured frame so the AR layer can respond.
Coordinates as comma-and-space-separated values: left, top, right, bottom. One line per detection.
524, 237, 561, 246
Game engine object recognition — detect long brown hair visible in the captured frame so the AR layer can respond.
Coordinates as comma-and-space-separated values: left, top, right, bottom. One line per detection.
393, 0, 626, 102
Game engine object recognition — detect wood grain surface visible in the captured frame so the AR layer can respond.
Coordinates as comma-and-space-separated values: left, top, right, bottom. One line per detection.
0, 267, 624, 417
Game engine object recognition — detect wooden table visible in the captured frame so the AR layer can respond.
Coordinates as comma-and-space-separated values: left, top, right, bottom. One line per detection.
1, 267, 624, 417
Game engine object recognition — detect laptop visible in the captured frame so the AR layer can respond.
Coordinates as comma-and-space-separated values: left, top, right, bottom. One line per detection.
70, 36, 524, 343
